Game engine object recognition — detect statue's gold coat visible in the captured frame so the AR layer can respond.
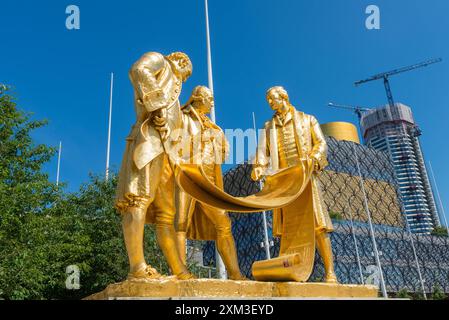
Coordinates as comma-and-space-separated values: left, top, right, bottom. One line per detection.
255, 107, 333, 237
251, 86, 337, 283
176, 103, 227, 241
115, 52, 195, 280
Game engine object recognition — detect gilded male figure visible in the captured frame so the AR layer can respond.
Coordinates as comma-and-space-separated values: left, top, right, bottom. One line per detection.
252, 86, 338, 283
175, 86, 245, 280
115, 52, 195, 280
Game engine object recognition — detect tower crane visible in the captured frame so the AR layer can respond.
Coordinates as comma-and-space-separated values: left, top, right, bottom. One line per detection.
354, 58, 442, 109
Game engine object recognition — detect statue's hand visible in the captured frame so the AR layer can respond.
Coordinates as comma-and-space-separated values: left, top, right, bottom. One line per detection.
306, 155, 320, 172
152, 108, 170, 141
152, 107, 167, 126
251, 166, 265, 181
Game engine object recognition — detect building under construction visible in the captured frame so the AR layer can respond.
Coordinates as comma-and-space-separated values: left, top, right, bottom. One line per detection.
360, 103, 440, 234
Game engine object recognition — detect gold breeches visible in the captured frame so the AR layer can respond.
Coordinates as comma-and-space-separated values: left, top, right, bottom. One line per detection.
116, 153, 176, 226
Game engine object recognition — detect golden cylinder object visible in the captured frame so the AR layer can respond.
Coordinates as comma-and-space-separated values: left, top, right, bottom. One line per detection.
252, 254, 309, 282
320, 122, 360, 144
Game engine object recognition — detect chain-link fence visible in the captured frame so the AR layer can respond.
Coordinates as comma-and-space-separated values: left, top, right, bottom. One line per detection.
203, 137, 449, 294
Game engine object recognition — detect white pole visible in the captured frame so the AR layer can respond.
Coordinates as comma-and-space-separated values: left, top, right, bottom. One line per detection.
253, 112, 271, 259
205, 0, 226, 279
352, 143, 388, 298
56, 141, 62, 186
404, 207, 428, 299
346, 202, 364, 285
205, 0, 216, 123
428, 161, 449, 235
106, 72, 114, 181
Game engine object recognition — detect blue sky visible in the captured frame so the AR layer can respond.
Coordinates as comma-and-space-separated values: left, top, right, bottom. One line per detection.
1, 0, 448, 224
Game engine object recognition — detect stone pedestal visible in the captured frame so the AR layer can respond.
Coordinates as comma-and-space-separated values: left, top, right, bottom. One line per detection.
85, 279, 379, 300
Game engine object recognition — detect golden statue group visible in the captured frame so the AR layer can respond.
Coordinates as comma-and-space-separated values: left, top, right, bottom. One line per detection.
115, 51, 337, 285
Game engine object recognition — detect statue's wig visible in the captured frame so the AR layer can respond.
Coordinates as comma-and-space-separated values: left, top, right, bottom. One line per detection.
166, 52, 192, 82
266, 86, 290, 103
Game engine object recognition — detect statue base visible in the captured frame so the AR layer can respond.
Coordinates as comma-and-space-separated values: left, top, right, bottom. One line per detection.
85, 279, 378, 300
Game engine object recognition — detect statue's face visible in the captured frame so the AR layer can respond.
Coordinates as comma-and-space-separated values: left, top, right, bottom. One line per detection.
196, 92, 214, 114
267, 89, 287, 112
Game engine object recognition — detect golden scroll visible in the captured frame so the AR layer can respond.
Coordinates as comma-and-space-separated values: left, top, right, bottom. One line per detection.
252, 182, 316, 282
175, 159, 313, 213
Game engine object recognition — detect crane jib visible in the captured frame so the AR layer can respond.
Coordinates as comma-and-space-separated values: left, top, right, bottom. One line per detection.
354, 58, 442, 86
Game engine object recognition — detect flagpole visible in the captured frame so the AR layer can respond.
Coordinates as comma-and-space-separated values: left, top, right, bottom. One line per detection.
346, 202, 364, 285
106, 72, 114, 181
205, 0, 226, 279
205, 0, 216, 123
252, 112, 271, 260
56, 141, 62, 186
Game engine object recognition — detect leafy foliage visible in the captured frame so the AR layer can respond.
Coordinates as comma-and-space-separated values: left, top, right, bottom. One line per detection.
431, 285, 447, 300
0, 85, 61, 299
431, 226, 448, 237
329, 211, 343, 221
395, 288, 412, 299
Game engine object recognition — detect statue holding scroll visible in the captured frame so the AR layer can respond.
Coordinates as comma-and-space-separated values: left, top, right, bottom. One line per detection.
251, 86, 338, 283
84, 46, 383, 299
175, 86, 245, 280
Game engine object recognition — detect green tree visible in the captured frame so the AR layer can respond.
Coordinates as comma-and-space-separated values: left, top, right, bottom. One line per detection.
329, 211, 343, 221
431, 285, 447, 300
396, 288, 412, 299
431, 226, 448, 237
0, 84, 60, 299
